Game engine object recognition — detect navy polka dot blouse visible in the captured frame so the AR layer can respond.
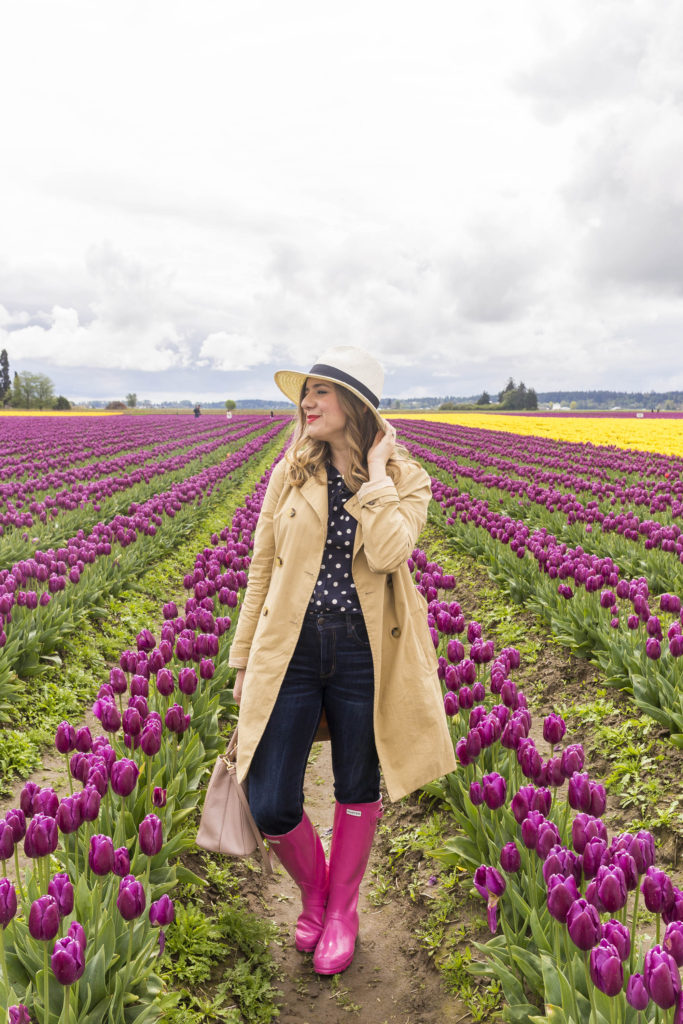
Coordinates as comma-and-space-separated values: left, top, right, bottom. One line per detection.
309, 464, 361, 613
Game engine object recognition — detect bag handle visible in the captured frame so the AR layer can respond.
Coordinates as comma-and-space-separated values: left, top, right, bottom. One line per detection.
221, 728, 273, 875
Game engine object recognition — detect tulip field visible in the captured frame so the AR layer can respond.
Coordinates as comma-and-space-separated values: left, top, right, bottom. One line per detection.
2, 410, 683, 1022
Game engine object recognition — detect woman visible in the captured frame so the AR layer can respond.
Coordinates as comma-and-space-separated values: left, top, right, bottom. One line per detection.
229, 346, 456, 975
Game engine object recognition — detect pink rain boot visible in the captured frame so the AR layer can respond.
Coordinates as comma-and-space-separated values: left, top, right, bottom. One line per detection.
313, 798, 383, 975
264, 812, 328, 952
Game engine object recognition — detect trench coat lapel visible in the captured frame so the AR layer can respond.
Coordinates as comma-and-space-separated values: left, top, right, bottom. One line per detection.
299, 469, 328, 529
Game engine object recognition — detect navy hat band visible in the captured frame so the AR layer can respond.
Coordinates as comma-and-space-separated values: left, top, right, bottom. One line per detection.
308, 363, 379, 408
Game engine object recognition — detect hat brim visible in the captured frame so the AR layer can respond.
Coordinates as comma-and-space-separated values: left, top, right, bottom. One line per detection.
274, 369, 388, 433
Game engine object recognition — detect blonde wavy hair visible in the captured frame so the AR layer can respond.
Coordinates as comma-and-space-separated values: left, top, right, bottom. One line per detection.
285, 381, 407, 492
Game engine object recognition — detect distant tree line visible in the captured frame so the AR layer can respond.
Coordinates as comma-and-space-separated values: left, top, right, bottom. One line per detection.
439, 378, 538, 411
0, 350, 70, 410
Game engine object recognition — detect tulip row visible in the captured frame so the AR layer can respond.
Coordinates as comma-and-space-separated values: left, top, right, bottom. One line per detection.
398, 417, 683, 524
409, 541, 683, 1022
0, 443, 283, 1022
0, 416, 279, 570
398, 421, 683, 595
389, 423, 683, 743
0, 422, 287, 722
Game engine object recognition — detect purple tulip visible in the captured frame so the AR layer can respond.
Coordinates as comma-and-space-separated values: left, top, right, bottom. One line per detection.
8, 1007, 31, 1024
48, 873, 74, 917
473, 865, 506, 933
149, 894, 175, 927
611, 849, 638, 891
590, 939, 623, 997
0, 877, 18, 927
165, 703, 191, 734
444, 692, 459, 717
646, 637, 661, 660
566, 898, 601, 951
521, 810, 545, 850
156, 668, 175, 696
628, 830, 656, 874
20, 781, 41, 818
113, 847, 131, 877
67, 920, 87, 950
34, 788, 59, 818
594, 864, 627, 913
542, 713, 566, 746
500, 842, 521, 874
481, 773, 507, 810
110, 758, 140, 798
469, 781, 484, 806
89, 834, 115, 876
51, 935, 86, 985
644, 945, 681, 1009
663, 888, 683, 925
602, 919, 630, 962
547, 874, 580, 923
0, 819, 15, 861
571, 813, 607, 854
568, 772, 591, 813
24, 813, 59, 858
139, 814, 163, 857
29, 895, 60, 941
130, 674, 149, 698
55, 721, 77, 754
5, 808, 26, 843
642, 867, 676, 915
148, 789, 167, 814
117, 875, 146, 920
664, 921, 683, 967
542, 845, 581, 885
626, 972, 649, 1010
121, 707, 142, 737
75, 726, 93, 752
78, 786, 102, 822
178, 667, 198, 695
100, 702, 122, 733
199, 658, 215, 680
561, 744, 585, 778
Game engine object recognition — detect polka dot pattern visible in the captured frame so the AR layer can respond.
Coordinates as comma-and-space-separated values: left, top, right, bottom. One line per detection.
309, 464, 361, 613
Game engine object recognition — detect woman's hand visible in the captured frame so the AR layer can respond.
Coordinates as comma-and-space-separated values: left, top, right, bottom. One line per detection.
233, 668, 246, 706
367, 422, 397, 477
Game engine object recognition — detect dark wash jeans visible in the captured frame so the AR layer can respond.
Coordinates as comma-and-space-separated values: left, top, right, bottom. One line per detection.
247, 610, 380, 835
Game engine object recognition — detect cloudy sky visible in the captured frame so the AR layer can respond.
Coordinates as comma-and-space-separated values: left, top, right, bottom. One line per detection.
1, 0, 682, 404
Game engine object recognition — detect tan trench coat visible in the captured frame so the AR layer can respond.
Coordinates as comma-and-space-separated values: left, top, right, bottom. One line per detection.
228, 456, 457, 802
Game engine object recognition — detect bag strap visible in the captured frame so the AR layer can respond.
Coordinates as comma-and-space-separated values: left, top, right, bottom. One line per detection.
224, 728, 273, 876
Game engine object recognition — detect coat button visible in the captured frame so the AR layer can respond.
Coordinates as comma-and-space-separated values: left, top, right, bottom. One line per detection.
391, 626, 401, 638
263, 607, 269, 616
276, 556, 283, 566
289, 508, 296, 517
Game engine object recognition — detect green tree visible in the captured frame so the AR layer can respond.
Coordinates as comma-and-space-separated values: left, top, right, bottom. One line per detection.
10, 371, 55, 409
53, 395, 71, 410
126, 392, 137, 408
0, 349, 9, 403
498, 377, 515, 403
225, 399, 236, 410
10, 371, 23, 407
476, 391, 491, 406
525, 387, 538, 410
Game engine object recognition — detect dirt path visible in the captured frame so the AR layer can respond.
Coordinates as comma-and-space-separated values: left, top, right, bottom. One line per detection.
245, 742, 469, 1024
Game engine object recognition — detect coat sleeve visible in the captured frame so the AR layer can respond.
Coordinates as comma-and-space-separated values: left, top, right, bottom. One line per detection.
228, 459, 286, 669
356, 459, 431, 574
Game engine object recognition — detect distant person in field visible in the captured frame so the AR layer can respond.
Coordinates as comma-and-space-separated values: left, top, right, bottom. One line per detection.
193, 403, 201, 418
228, 346, 456, 975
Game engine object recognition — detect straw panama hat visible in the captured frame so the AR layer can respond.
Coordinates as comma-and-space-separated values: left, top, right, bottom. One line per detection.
274, 346, 388, 432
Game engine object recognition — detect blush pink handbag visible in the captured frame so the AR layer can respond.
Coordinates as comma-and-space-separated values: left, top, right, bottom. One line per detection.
196, 729, 272, 874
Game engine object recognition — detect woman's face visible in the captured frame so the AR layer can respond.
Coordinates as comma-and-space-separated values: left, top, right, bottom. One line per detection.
301, 377, 348, 446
